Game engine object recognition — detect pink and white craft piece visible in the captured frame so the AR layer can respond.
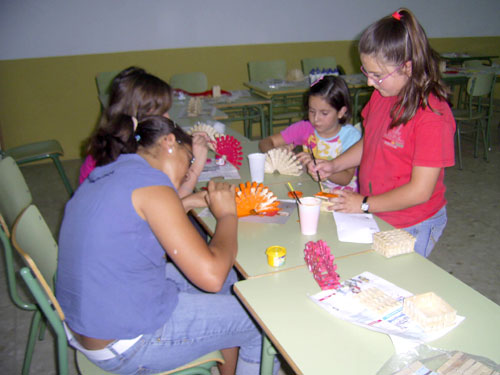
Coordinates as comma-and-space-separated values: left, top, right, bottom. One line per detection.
304, 240, 341, 290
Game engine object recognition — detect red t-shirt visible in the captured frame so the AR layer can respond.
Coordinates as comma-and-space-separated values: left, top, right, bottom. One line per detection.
360, 90, 456, 228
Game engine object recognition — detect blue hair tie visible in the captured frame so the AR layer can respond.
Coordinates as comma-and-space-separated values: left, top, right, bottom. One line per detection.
135, 134, 141, 142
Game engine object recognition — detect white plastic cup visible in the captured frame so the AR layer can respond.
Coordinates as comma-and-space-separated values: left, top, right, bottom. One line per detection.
298, 197, 321, 235
248, 153, 266, 183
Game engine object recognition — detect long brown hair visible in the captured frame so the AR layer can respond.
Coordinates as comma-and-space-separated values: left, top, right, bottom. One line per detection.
358, 8, 449, 128
89, 115, 192, 166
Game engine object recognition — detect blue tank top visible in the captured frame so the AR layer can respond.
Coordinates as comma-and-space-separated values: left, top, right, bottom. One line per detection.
56, 154, 179, 339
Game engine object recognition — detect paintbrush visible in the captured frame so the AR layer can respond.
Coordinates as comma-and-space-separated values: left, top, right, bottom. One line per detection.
308, 147, 324, 192
286, 182, 302, 205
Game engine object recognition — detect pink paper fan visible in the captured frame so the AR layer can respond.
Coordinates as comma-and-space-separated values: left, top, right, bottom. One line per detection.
214, 135, 243, 169
304, 240, 340, 290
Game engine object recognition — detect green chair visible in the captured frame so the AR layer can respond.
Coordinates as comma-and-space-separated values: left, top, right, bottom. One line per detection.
247, 60, 304, 134
247, 60, 287, 82
13, 204, 225, 375
95, 69, 121, 109
452, 72, 496, 169
0, 156, 32, 228
170, 72, 208, 94
1, 141, 74, 196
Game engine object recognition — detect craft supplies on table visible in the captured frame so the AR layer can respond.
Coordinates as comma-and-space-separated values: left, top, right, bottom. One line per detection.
266, 246, 286, 267
309, 272, 464, 343
198, 158, 240, 182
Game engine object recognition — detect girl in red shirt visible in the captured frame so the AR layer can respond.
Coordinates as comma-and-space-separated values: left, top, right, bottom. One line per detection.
310, 8, 456, 257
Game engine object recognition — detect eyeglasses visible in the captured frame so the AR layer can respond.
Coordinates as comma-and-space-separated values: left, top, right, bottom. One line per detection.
360, 62, 405, 84
177, 140, 195, 165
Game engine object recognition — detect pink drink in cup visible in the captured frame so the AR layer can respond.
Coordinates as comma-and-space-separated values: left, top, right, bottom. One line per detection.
298, 197, 321, 235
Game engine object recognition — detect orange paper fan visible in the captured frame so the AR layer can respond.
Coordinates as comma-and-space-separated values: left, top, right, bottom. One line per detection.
235, 181, 280, 217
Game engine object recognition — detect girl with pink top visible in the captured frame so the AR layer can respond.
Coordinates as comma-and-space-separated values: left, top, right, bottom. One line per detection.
259, 75, 361, 192
79, 67, 209, 199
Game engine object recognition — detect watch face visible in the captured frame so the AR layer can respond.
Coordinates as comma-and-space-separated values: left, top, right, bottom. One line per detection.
361, 203, 369, 212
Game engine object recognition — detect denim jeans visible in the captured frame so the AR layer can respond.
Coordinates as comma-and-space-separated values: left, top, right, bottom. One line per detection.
402, 206, 447, 258
88, 264, 270, 375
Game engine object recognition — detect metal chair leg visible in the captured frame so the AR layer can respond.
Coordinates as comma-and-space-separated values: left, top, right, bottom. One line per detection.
49, 155, 74, 196
22, 310, 42, 375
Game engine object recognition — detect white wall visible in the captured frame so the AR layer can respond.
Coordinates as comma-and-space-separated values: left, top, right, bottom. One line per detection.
1, 0, 499, 60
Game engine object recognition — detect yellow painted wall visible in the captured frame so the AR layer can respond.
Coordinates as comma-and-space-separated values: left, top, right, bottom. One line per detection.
1, 37, 498, 160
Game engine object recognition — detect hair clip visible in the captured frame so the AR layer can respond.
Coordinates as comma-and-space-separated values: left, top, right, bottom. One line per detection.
131, 116, 138, 131
392, 11, 401, 20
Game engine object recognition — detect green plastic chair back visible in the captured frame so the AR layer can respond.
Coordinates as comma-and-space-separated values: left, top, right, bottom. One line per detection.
301, 56, 337, 75
11, 204, 57, 375
170, 72, 208, 93
95, 69, 121, 109
12, 205, 58, 290
0, 156, 32, 229
247, 60, 287, 82
2, 140, 74, 196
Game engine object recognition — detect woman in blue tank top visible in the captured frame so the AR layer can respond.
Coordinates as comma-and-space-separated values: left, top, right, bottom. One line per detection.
57, 115, 274, 375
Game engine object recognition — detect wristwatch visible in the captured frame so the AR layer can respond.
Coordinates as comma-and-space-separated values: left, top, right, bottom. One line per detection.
361, 196, 370, 213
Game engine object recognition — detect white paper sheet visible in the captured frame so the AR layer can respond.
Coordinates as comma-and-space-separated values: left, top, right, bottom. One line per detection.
333, 212, 380, 243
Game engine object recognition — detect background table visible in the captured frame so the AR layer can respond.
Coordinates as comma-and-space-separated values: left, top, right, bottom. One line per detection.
245, 74, 372, 135
441, 53, 499, 66
234, 251, 500, 374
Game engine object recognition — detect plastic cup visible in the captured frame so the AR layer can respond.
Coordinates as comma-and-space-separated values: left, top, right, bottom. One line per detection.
298, 197, 322, 235
266, 246, 286, 267
248, 153, 266, 183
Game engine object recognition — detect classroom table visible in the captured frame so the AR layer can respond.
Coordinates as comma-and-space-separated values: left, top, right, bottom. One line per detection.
234, 251, 500, 375
169, 97, 228, 123
440, 53, 499, 66
244, 74, 372, 135
207, 90, 271, 139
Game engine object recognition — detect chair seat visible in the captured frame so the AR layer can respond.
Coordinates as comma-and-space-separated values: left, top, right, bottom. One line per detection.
76, 349, 224, 375
5, 140, 64, 164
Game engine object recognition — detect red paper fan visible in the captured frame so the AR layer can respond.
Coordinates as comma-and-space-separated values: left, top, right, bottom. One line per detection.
214, 135, 243, 169
304, 240, 340, 290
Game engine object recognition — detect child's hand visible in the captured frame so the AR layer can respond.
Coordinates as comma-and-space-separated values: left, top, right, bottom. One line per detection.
308, 159, 336, 181
295, 151, 313, 166
278, 144, 295, 153
328, 189, 364, 213
205, 181, 237, 219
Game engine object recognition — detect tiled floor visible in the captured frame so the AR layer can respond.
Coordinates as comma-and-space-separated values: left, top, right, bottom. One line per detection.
1, 115, 499, 374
